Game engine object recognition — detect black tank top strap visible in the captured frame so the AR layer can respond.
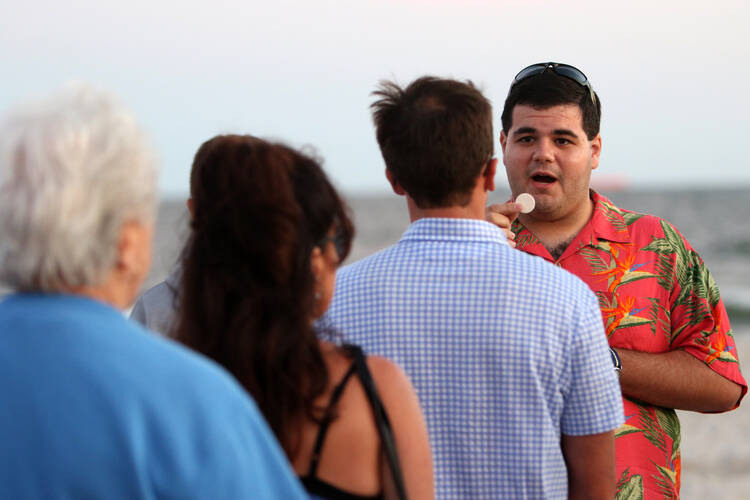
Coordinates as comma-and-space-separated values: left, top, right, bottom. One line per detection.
307, 358, 358, 478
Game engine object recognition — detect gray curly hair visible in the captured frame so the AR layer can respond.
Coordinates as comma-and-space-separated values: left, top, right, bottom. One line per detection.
0, 84, 157, 292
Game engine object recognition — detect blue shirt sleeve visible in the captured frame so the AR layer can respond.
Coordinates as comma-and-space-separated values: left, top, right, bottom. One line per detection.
560, 286, 625, 435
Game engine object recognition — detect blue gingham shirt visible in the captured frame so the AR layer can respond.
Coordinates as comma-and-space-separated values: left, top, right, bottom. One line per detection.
322, 218, 624, 499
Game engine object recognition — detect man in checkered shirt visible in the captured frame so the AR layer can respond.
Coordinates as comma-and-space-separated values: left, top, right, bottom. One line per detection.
322, 76, 624, 499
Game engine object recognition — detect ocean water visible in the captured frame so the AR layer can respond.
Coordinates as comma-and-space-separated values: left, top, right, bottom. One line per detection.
148, 187, 750, 328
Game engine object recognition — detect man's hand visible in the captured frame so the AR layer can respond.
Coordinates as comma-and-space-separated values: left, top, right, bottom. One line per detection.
485, 201, 522, 247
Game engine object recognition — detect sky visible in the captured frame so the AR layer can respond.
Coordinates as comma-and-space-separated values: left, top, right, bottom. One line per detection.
2, 0, 749, 196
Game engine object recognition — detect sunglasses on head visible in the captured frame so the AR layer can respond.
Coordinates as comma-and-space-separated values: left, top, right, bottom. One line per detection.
509, 62, 597, 107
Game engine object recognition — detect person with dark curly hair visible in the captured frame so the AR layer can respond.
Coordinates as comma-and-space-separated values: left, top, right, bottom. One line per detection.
172, 135, 434, 500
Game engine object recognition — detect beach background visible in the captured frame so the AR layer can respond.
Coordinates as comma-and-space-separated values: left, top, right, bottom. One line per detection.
3, 0, 749, 496
148, 186, 750, 500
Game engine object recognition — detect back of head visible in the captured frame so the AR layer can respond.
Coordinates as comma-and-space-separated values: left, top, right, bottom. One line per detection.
501, 64, 601, 140
185, 135, 353, 294
371, 76, 494, 208
175, 135, 353, 454
0, 84, 157, 292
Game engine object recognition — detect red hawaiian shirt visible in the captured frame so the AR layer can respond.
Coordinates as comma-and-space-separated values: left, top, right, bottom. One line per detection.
512, 191, 747, 499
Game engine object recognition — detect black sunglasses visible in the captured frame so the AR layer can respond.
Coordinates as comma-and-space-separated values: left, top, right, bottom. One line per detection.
318, 230, 347, 262
509, 62, 597, 107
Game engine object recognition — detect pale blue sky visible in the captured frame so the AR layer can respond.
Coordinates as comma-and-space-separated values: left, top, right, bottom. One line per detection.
2, 0, 748, 196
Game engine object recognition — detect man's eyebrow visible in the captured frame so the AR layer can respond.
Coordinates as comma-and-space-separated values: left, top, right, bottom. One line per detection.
553, 129, 580, 138
511, 127, 536, 136
511, 127, 582, 139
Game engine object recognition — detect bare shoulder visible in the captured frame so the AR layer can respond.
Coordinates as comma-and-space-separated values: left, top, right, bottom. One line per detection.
363, 355, 435, 499
319, 342, 411, 392
365, 355, 414, 395
363, 355, 423, 422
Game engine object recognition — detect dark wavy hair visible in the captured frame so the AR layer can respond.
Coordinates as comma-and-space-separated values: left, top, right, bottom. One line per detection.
501, 70, 602, 140
173, 134, 354, 455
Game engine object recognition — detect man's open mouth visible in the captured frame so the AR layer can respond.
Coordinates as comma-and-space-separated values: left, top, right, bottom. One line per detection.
531, 174, 557, 184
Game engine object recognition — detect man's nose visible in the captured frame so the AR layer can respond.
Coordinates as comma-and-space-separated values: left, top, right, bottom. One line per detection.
531, 138, 555, 163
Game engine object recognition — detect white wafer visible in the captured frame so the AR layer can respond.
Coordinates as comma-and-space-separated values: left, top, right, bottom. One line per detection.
515, 193, 535, 214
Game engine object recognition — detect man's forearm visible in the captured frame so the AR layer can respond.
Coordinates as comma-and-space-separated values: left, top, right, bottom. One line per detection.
615, 348, 742, 412
562, 431, 616, 500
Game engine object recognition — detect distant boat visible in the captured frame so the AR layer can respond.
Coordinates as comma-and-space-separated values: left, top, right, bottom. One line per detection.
591, 173, 629, 192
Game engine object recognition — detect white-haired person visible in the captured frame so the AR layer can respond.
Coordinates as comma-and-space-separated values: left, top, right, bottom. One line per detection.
0, 85, 306, 499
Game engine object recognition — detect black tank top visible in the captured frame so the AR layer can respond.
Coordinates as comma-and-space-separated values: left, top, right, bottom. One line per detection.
299, 358, 383, 500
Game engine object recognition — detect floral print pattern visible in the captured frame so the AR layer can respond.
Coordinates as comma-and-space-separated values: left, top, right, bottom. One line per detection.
512, 191, 747, 499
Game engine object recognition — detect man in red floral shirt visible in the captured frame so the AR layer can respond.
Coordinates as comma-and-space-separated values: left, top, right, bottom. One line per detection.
488, 62, 747, 499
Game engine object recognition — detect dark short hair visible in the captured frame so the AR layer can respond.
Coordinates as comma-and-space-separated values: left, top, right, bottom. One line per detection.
176, 135, 354, 455
501, 71, 601, 140
371, 76, 494, 208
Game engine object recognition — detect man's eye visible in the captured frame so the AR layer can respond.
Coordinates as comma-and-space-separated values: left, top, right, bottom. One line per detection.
518, 136, 534, 143
555, 138, 572, 145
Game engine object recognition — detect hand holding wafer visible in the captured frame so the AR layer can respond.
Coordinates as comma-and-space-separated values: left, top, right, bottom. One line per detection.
515, 193, 535, 213
485, 200, 524, 247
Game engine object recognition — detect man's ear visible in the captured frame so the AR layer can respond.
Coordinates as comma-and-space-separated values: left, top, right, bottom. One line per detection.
499, 131, 508, 155
186, 198, 194, 217
115, 221, 151, 282
483, 158, 497, 192
385, 168, 406, 196
590, 134, 602, 170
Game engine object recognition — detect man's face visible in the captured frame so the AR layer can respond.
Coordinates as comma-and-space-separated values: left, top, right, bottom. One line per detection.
500, 104, 601, 223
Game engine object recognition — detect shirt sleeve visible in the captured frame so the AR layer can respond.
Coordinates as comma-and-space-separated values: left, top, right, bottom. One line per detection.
560, 287, 625, 435
667, 225, 748, 406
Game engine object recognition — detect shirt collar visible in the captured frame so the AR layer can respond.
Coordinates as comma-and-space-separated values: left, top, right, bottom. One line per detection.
400, 217, 510, 246
588, 191, 631, 244
510, 190, 630, 258
166, 266, 183, 290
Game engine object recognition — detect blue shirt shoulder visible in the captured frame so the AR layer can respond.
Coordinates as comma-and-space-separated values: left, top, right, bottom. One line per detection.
0, 293, 306, 500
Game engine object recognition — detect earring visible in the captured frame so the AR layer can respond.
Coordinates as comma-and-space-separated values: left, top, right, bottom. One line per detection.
313, 273, 321, 302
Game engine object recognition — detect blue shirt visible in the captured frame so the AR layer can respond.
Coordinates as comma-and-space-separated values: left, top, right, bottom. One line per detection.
0, 293, 306, 500
322, 218, 624, 500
